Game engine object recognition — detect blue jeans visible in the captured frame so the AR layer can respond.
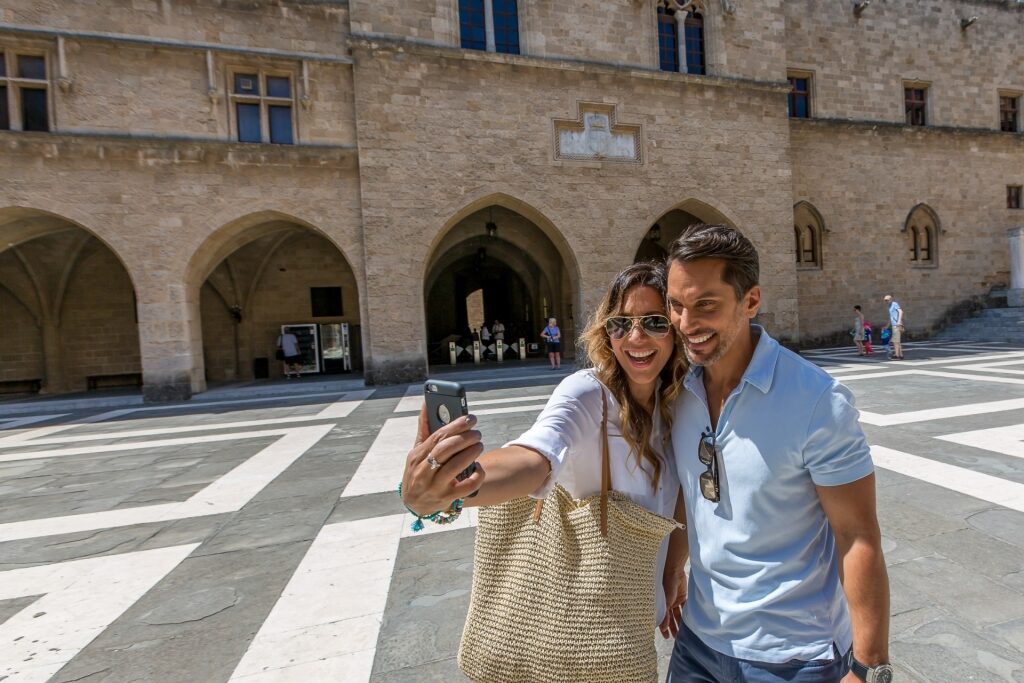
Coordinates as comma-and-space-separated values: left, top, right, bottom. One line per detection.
667, 621, 850, 683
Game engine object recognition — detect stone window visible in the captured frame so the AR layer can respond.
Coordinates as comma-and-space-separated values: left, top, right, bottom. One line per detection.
229, 70, 295, 145
793, 225, 820, 268
905, 204, 939, 266
1000, 94, 1020, 133
788, 72, 812, 119
683, 13, 706, 75
656, 2, 707, 75
793, 201, 824, 270
0, 51, 50, 132
459, 0, 520, 54
904, 85, 927, 126
657, 6, 679, 71
310, 287, 343, 317
1009, 185, 1023, 210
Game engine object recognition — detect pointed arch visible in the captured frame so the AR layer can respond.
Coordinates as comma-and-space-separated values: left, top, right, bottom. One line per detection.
903, 203, 940, 265
793, 200, 825, 268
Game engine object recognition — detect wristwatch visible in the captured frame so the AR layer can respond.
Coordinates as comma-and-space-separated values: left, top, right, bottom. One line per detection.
846, 651, 894, 682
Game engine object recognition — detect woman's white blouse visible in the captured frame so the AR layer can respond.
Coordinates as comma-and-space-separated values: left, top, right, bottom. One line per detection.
506, 368, 680, 624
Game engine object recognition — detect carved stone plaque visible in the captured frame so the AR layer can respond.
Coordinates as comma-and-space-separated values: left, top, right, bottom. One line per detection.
553, 102, 642, 163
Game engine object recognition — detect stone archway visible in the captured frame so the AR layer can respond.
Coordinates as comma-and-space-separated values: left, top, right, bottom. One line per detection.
424, 203, 579, 366
0, 208, 141, 394
635, 199, 737, 263
186, 213, 363, 385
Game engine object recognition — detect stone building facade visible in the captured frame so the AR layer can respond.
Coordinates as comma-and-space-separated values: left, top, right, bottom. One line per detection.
0, 0, 1021, 400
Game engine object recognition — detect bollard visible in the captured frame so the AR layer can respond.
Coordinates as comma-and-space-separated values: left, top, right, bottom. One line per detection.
473, 340, 481, 364
519, 337, 526, 361
449, 341, 458, 366
497, 341, 504, 362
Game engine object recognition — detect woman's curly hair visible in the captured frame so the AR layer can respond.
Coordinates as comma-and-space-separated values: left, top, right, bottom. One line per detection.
579, 261, 687, 488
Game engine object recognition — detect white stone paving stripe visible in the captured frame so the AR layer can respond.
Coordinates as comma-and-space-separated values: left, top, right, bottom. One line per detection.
0, 414, 69, 431
858, 398, 1024, 426
0, 393, 372, 448
872, 446, 1024, 513
936, 424, 1024, 459
0, 391, 355, 447
0, 543, 199, 683
342, 403, 548, 498
0, 424, 334, 542
228, 515, 405, 682
394, 388, 552, 413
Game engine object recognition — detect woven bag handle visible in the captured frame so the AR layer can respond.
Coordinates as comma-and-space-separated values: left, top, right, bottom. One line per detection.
532, 386, 612, 537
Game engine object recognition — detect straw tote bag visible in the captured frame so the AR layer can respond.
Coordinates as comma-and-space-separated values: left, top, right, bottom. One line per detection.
458, 390, 682, 683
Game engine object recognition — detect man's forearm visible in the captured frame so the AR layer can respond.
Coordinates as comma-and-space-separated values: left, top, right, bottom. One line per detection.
842, 538, 890, 664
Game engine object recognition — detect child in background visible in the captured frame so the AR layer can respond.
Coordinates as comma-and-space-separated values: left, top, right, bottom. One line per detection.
863, 321, 874, 355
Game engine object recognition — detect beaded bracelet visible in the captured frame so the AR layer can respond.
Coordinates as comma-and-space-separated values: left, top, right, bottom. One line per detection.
396, 482, 465, 532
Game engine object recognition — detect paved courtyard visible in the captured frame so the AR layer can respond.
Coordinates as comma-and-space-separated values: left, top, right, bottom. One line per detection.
2, 341, 1024, 682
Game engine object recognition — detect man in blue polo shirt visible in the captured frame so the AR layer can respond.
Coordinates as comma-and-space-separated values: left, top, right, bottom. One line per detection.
660, 225, 892, 682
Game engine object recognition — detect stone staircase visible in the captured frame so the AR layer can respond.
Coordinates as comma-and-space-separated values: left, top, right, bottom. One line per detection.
933, 306, 1024, 343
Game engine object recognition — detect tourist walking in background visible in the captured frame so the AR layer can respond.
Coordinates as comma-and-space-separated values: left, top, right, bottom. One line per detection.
853, 305, 866, 356
883, 294, 905, 360
541, 317, 562, 369
275, 330, 302, 379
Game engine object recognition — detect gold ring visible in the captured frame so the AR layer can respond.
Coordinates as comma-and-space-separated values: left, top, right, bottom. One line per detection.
427, 455, 441, 470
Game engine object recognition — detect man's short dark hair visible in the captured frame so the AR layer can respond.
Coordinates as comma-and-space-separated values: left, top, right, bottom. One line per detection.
667, 224, 759, 300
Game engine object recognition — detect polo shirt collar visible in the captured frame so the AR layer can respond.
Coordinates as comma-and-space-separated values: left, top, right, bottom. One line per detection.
683, 324, 780, 395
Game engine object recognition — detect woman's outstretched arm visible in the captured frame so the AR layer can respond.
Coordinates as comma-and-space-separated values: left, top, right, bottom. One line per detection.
400, 407, 550, 516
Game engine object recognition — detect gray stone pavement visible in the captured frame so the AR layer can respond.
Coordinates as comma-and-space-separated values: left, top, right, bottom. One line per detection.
1, 343, 1023, 682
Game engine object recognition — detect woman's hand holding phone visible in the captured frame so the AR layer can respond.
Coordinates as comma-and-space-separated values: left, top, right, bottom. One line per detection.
401, 407, 486, 517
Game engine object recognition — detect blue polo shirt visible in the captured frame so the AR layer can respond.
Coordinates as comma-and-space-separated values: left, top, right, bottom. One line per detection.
889, 301, 902, 326
673, 326, 874, 663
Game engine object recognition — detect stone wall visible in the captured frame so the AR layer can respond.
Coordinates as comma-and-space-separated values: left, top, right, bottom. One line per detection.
791, 120, 1022, 340
352, 40, 796, 383
784, 0, 1024, 128
0, 134, 363, 399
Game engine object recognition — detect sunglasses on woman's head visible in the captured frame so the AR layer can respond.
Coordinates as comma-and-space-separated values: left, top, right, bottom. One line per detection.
605, 315, 672, 340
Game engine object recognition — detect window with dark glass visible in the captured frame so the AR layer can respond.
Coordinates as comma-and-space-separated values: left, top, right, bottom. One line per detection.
684, 13, 706, 75
1010, 185, 1023, 210
657, 6, 679, 72
905, 87, 927, 126
459, 0, 487, 51
311, 287, 344, 317
1, 52, 49, 132
0, 85, 8, 130
20, 88, 48, 131
230, 71, 294, 144
1001, 95, 1020, 133
493, 0, 520, 54
788, 76, 810, 118
17, 55, 46, 80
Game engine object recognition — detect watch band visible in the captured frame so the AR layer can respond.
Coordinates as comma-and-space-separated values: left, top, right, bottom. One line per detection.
845, 650, 894, 683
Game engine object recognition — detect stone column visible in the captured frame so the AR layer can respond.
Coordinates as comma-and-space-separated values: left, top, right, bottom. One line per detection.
484, 0, 496, 52
135, 282, 201, 402
39, 317, 66, 394
675, 11, 689, 74
1008, 227, 1024, 307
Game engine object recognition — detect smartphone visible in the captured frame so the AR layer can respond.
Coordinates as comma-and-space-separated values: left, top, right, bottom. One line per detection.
424, 379, 479, 492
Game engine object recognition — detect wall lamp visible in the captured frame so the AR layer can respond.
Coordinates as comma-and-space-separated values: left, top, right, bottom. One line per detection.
853, 1, 870, 17
960, 16, 978, 30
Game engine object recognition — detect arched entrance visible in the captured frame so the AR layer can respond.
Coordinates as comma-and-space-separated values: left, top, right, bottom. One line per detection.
635, 199, 737, 263
189, 214, 362, 383
424, 203, 578, 366
0, 208, 141, 394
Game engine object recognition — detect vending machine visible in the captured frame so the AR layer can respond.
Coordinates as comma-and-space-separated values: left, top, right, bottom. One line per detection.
318, 323, 352, 373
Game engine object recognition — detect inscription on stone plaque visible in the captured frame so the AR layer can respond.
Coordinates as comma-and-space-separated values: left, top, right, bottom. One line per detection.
553, 103, 641, 163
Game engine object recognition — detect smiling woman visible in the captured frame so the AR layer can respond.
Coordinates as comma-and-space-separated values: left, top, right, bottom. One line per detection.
399, 260, 691, 681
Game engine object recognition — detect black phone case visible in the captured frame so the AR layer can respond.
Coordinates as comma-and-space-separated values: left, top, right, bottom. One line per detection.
424, 379, 468, 433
